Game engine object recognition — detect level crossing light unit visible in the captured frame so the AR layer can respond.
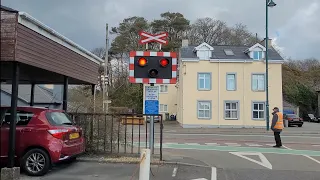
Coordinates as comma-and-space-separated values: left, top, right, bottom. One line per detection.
134, 56, 173, 79
265, 0, 277, 131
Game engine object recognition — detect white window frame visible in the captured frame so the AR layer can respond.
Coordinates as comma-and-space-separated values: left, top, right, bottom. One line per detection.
226, 73, 236, 91
224, 101, 239, 120
197, 100, 211, 119
253, 51, 263, 60
252, 74, 265, 91
198, 73, 211, 91
252, 102, 265, 120
159, 104, 168, 112
159, 85, 168, 93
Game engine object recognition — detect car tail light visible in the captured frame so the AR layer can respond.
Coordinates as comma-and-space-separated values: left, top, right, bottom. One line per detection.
48, 129, 69, 139
300, 118, 303, 121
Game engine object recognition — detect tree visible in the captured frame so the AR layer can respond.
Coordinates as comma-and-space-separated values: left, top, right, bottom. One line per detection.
188, 18, 228, 45
110, 16, 149, 54
188, 18, 258, 46
150, 12, 190, 51
224, 23, 258, 46
282, 59, 320, 115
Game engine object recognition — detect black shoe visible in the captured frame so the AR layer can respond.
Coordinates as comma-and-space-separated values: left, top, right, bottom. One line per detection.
273, 145, 281, 148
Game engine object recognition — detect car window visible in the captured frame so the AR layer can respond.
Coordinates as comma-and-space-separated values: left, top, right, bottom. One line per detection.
0, 108, 8, 126
46, 112, 73, 126
308, 114, 315, 118
286, 114, 297, 118
2, 110, 34, 126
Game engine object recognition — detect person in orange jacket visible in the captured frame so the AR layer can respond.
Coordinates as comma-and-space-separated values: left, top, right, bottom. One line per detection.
271, 107, 284, 148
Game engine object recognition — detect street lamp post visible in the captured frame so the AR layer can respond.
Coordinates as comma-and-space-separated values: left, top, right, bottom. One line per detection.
265, 0, 276, 131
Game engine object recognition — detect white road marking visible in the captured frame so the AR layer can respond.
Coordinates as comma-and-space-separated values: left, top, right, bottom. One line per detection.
225, 143, 241, 146
282, 145, 292, 150
245, 143, 262, 147
312, 145, 320, 147
185, 143, 200, 145
230, 152, 272, 169
172, 167, 178, 177
205, 143, 219, 146
266, 144, 275, 146
211, 167, 217, 180
303, 155, 320, 165
283, 145, 320, 165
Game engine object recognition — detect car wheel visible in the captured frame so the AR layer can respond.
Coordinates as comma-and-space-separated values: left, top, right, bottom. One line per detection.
298, 124, 303, 127
22, 148, 51, 176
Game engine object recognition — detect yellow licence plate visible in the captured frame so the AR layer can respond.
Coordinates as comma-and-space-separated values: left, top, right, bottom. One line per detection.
69, 133, 79, 139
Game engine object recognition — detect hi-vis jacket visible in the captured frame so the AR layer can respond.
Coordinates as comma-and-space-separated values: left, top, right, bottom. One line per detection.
271, 112, 283, 132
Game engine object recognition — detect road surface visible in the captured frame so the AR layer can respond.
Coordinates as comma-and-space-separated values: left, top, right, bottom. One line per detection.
21, 122, 320, 180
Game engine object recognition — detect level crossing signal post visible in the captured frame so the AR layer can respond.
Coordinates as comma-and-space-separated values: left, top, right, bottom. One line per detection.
130, 31, 176, 180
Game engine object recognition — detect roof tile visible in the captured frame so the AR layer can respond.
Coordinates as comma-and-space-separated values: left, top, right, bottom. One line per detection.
180, 44, 283, 60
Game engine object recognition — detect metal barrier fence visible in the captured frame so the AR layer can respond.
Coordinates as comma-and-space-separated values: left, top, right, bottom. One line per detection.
68, 113, 163, 160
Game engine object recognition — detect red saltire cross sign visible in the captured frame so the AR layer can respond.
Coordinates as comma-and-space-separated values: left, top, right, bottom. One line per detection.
139, 31, 168, 45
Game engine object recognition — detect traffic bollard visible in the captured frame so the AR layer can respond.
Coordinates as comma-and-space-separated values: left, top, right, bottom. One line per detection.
139, 149, 150, 180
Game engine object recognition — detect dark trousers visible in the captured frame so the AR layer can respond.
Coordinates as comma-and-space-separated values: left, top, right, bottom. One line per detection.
274, 131, 282, 147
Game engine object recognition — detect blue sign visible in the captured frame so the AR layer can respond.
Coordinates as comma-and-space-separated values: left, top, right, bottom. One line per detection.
145, 100, 159, 115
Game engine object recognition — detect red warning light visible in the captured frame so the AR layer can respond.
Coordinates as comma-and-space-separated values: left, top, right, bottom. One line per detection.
138, 58, 147, 66
159, 58, 169, 67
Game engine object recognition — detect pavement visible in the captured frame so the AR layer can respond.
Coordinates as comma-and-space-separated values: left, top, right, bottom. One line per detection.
20, 122, 320, 180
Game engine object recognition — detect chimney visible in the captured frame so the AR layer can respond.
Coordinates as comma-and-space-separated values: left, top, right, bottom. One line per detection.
261, 38, 272, 49
182, 39, 189, 47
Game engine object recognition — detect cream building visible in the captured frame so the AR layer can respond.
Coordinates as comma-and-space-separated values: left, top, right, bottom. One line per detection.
144, 39, 284, 128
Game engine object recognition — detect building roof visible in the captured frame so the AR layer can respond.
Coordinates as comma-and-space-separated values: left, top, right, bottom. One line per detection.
180, 45, 284, 60
0, 84, 61, 104
17, 12, 103, 64
1, 5, 103, 64
0, 5, 18, 12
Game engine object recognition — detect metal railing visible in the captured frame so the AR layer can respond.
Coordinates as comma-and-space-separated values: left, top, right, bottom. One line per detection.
68, 113, 163, 160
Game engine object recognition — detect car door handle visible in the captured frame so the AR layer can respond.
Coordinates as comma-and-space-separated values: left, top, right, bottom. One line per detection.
21, 129, 32, 132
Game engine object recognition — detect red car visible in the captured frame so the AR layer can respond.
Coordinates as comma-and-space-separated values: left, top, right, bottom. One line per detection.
0, 106, 85, 176
284, 113, 304, 127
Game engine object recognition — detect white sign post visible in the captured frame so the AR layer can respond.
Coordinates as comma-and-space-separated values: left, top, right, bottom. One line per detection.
144, 86, 159, 154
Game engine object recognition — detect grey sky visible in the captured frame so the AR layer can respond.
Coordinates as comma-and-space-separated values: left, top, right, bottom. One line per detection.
2, 0, 320, 59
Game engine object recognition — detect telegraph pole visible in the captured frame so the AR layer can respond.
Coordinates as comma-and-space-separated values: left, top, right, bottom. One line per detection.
103, 23, 109, 113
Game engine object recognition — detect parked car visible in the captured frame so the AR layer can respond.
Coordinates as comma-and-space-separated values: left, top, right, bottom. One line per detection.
284, 114, 303, 127
0, 106, 85, 176
146, 116, 160, 123
302, 114, 318, 122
